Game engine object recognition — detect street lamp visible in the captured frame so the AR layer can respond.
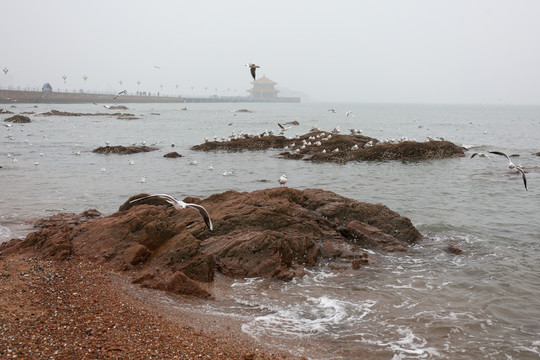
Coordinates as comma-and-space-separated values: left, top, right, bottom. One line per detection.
62, 75, 67, 84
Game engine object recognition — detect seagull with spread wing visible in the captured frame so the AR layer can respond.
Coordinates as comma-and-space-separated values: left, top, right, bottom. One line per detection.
130, 194, 213, 230
246, 63, 260, 80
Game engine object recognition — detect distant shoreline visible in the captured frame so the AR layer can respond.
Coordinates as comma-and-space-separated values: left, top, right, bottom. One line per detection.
0, 89, 300, 104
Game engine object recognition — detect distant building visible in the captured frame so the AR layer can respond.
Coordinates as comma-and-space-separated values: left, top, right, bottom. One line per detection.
247, 75, 279, 99
42, 83, 52, 92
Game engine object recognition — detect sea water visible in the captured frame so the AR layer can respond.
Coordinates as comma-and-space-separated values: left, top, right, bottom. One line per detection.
1, 101, 539, 359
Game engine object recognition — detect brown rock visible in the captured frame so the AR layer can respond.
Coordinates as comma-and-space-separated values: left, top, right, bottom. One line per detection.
192, 129, 464, 162
92, 145, 157, 154
4, 114, 31, 123
305, 139, 464, 162
0, 108, 14, 114
133, 270, 212, 298
447, 243, 464, 255
351, 254, 369, 269
163, 151, 183, 158
192, 134, 290, 151
2, 188, 422, 298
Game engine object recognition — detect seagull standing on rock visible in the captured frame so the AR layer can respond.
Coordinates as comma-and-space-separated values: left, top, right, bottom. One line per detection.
278, 175, 288, 186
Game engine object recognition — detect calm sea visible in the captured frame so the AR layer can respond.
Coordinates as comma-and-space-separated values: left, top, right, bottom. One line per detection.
1, 101, 539, 359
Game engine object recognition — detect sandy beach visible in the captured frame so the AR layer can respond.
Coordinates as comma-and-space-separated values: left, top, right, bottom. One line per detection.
0, 255, 298, 359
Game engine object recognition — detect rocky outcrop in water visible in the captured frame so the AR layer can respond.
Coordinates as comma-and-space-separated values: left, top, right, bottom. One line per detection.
192, 135, 290, 151
92, 145, 158, 155
163, 151, 183, 158
38, 109, 135, 117
4, 114, 31, 123
193, 130, 464, 162
298, 139, 465, 162
1, 108, 14, 114
1, 188, 422, 298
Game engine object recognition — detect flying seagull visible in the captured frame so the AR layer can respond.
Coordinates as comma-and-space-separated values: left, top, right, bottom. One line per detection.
488, 151, 519, 169
130, 194, 213, 230
246, 63, 260, 80
489, 151, 528, 191
470, 152, 491, 160
278, 123, 291, 134
113, 89, 127, 101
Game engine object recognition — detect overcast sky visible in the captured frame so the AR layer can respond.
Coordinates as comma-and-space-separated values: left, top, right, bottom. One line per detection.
2, 0, 540, 104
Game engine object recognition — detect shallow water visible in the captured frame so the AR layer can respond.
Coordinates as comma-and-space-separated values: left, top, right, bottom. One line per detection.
2, 102, 540, 359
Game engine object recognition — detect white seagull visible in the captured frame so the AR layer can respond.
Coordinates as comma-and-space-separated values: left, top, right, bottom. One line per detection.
278, 123, 291, 134
113, 89, 127, 101
278, 175, 288, 186
470, 152, 491, 160
130, 194, 213, 230
488, 151, 519, 169
246, 63, 260, 80
489, 151, 528, 191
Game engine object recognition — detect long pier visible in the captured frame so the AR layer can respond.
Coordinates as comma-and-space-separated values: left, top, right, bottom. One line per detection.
0, 89, 300, 104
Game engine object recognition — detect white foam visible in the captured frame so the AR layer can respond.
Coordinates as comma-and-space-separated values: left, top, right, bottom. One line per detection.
242, 294, 376, 340
0, 225, 11, 242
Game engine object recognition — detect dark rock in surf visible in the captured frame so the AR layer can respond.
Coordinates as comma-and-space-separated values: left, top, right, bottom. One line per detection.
447, 243, 464, 255
4, 114, 31, 123
163, 151, 183, 158
92, 145, 157, 155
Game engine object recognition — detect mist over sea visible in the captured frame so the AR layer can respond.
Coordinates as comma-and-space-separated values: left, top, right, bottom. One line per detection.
2, 101, 539, 359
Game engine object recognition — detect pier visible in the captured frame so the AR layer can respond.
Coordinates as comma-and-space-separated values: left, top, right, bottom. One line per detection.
0, 89, 300, 104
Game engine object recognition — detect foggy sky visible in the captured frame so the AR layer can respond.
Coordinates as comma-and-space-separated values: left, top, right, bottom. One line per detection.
2, 0, 540, 104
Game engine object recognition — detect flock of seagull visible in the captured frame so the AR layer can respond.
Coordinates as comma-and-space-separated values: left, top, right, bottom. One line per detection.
1, 62, 532, 232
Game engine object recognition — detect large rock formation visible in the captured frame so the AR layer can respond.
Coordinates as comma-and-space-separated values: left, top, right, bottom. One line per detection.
1, 188, 422, 298
192, 130, 464, 162
299, 139, 465, 162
